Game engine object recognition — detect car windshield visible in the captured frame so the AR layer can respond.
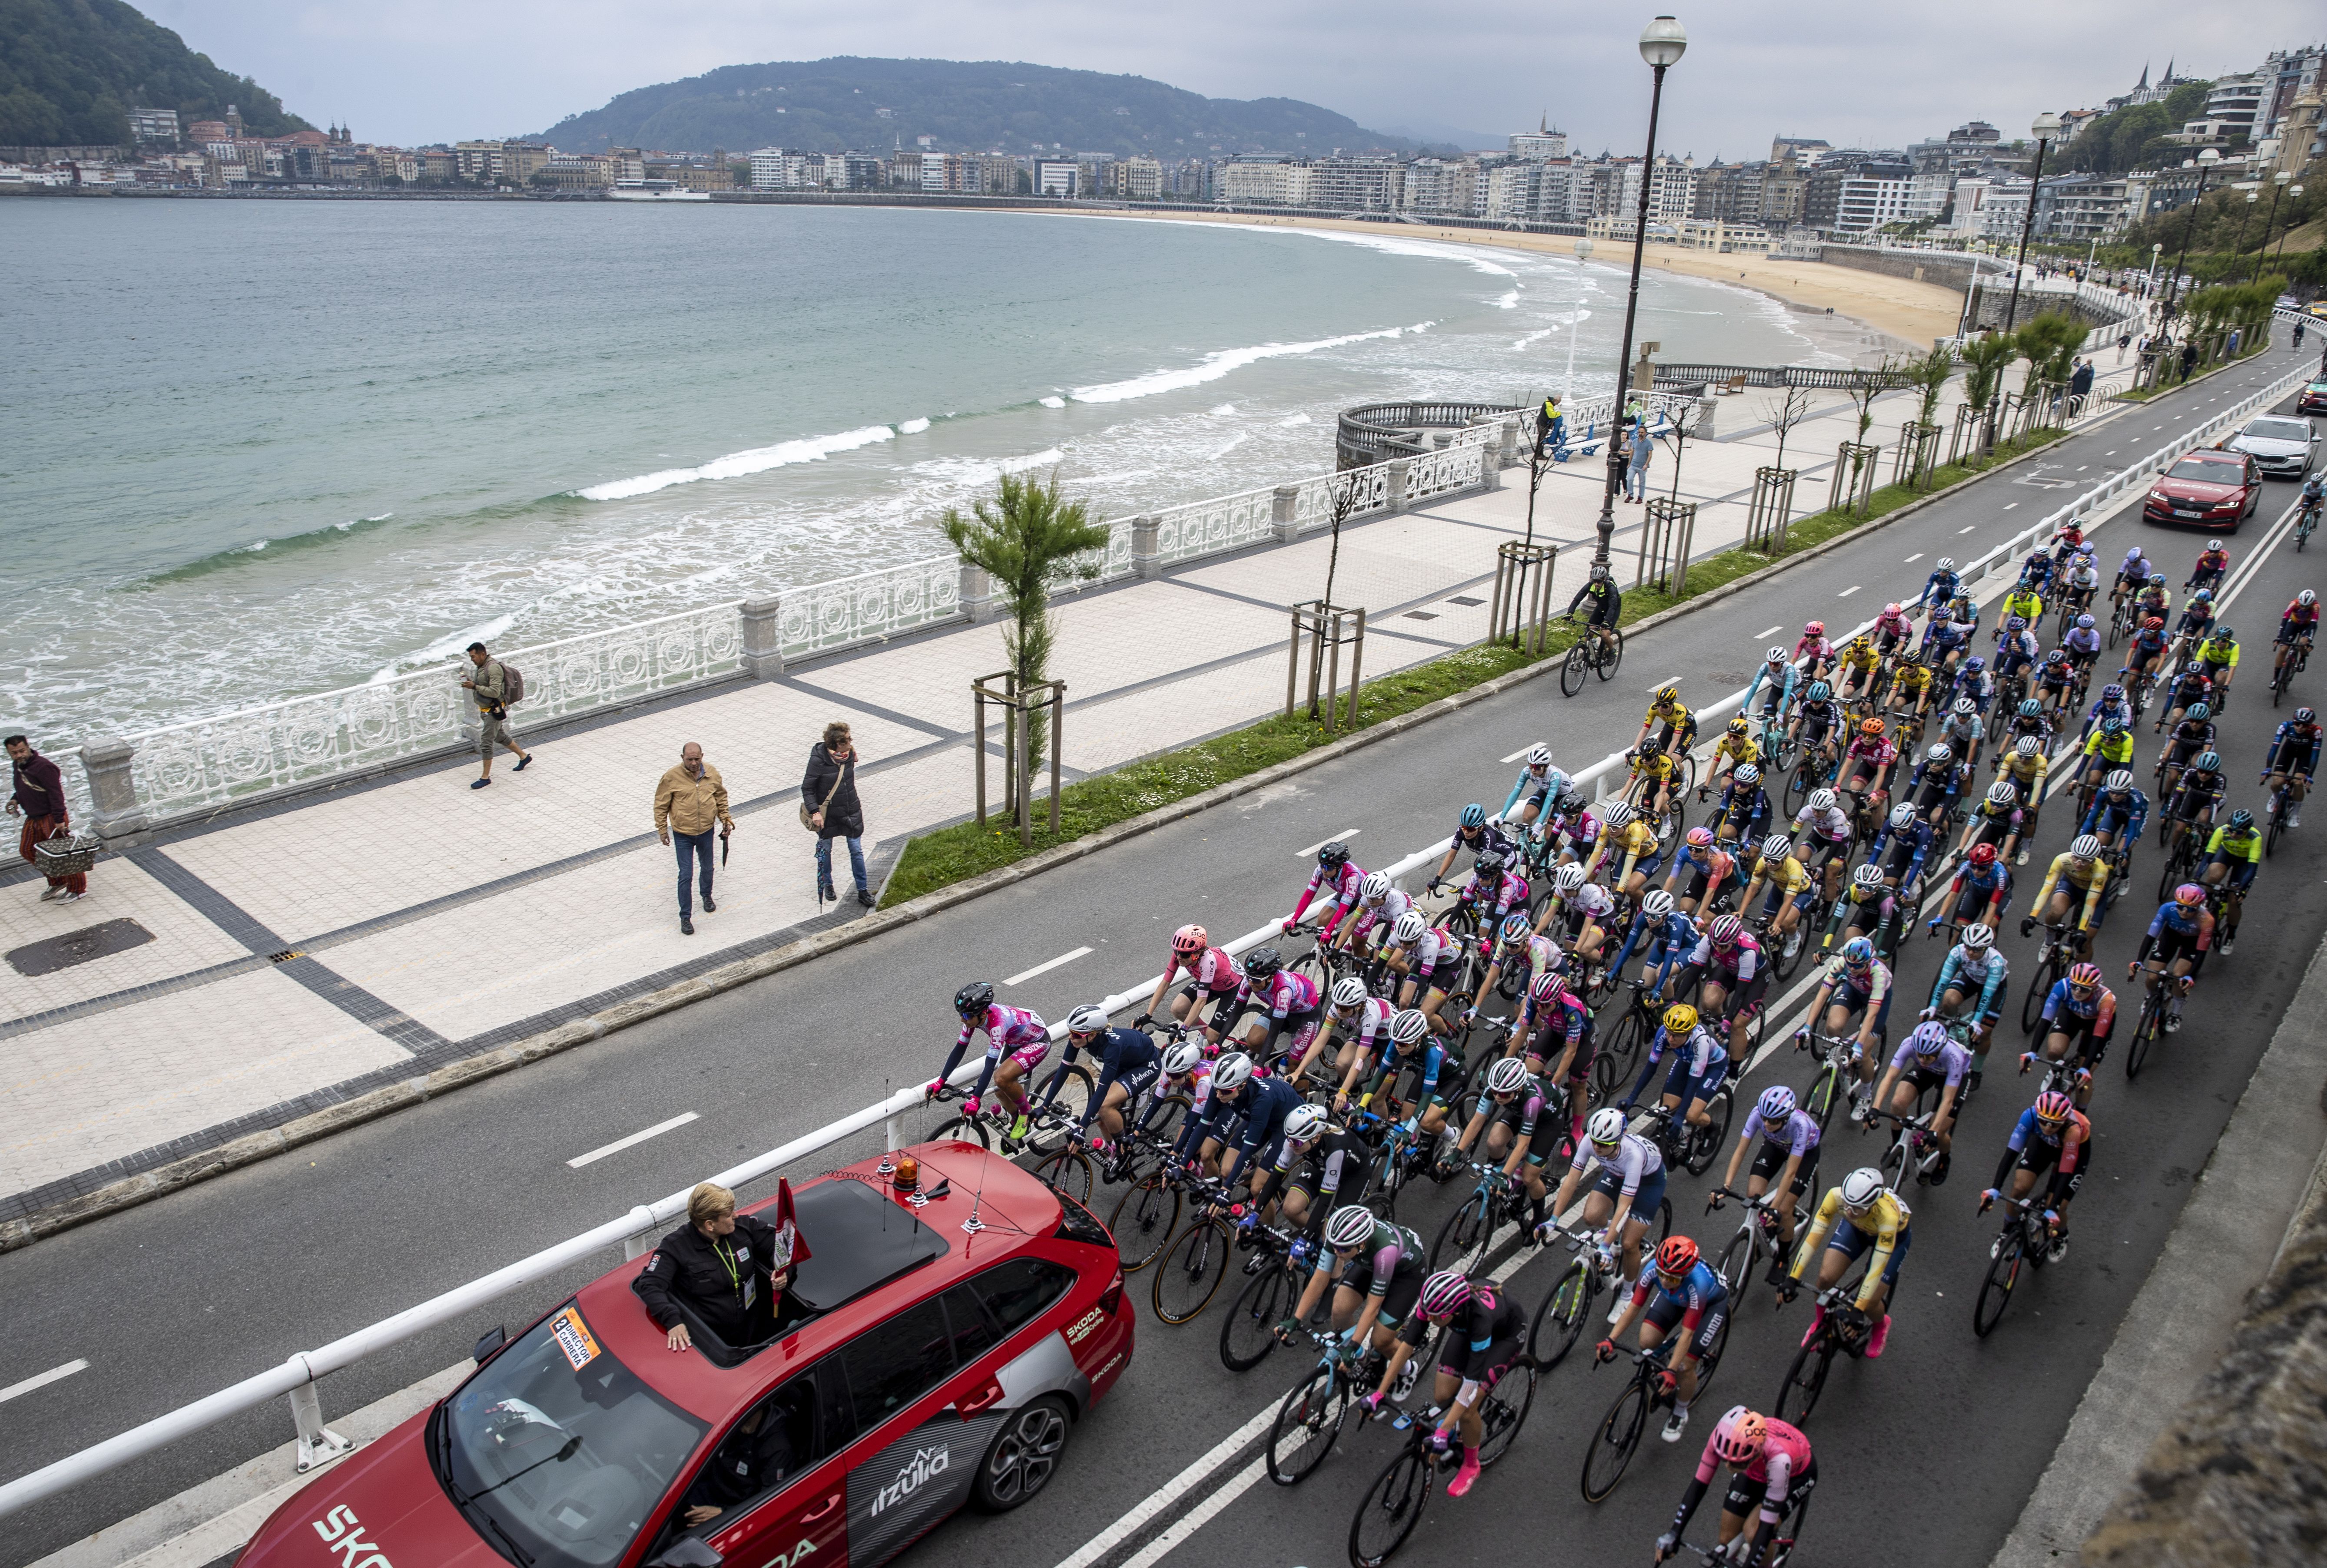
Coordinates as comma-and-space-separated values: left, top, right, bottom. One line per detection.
2166, 458, 2240, 483
2246, 418, 2311, 441
433, 1304, 708, 1568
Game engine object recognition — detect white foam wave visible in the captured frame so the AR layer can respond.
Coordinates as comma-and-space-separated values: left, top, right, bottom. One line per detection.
1039, 395, 1067, 409
1492, 290, 1521, 310
575, 424, 896, 501
1212, 432, 1251, 459
1209, 403, 1236, 416
374, 611, 519, 682
898, 417, 931, 434
1280, 413, 1313, 427
1070, 323, 1425, 405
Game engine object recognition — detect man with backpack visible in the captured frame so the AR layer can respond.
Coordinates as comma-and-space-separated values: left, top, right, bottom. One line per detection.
460, 640, 533, 789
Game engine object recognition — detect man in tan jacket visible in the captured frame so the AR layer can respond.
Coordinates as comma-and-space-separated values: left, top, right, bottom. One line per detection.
655, 742, 735, 935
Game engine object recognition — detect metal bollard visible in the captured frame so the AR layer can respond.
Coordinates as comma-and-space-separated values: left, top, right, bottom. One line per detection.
287, 1366, 354, 1473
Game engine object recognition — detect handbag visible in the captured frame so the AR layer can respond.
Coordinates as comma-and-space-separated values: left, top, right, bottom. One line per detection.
799, 755, 846, 832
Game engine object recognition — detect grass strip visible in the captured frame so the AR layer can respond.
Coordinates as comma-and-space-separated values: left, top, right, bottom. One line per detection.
881, 427, 2068, 905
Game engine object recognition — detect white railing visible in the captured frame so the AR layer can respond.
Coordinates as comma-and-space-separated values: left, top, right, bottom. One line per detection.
780, 552, 963, 652
4, 354, 2312, 1525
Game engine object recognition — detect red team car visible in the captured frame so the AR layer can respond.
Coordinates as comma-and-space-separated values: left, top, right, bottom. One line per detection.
235, 1145, 1132, 1568
2142, 447, 2262, 530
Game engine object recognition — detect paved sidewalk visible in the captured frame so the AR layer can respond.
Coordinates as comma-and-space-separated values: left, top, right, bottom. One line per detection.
0, 354, 2118, 1223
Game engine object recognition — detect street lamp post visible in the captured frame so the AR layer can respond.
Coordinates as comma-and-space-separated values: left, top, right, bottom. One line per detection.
1591, 13, 1686, 576
2275, 184, 2305, 263
2253, 170, 2292, 283
2229, 188, 2259, 279
2002, 111, 2062, 334
1564, 235, 1594, 405
2161, 146, 2221, 328
2145, 241, 2162, 301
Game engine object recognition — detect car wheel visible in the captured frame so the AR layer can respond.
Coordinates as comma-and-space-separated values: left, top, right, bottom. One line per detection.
973, 1396, 1072, 1512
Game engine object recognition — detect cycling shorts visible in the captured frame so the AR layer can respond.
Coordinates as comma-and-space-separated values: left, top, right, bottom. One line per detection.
2277, 624, 2315, 646
1823, 1217, 1913, 1284
2150, 926, 2201, 967
1682, 865, 1722, 903
1436, 1330, 1522, 1390
1628, 847, 1668, 881
1658, 1053, 1730, 1108
2045, 1013, 2112, 1059
1830, 981, 1894, 1036
1176, 980, 1243, 1021
1644, 1289, 1728, 1362
1801, 835, 1851, 872
1903, 1065, 1961, 1105
2207, 853, 2259, 890
1590, 1161, 1669, 1223
1750, 1141, 1819, 1194
1340, 1263, 1424, 1328
1005, 1038, 1053, 1075
1111, 1063, 1162, 1108
1527, 1021, 1595, 1082
1949, 883, 2004, 926
1723, 1457, 1818, 1525
2012, 1138, 2092, 1200
1758, 883, 1814, 921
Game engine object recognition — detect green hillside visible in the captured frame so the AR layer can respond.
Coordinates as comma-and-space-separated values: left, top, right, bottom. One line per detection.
0, 0, 307, 147
531, 56, 1433, 158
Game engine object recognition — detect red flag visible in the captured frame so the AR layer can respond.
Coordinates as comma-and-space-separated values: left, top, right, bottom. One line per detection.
771, 1178, 812, 1274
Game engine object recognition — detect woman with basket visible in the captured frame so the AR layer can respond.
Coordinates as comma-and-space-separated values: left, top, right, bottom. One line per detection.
8, 736, 91, 904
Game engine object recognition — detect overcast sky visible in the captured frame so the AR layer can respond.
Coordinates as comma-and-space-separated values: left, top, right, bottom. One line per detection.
145, 0, 2318, 154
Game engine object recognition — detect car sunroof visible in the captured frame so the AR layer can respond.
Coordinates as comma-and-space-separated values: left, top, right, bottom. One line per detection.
786, 1176, 951, 1311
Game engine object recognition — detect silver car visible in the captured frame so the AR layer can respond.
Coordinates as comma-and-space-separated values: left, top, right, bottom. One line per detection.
2226, 414, 2319, 479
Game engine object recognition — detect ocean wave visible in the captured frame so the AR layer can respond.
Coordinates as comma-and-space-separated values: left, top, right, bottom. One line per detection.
1070, 323, 1425, 404
898, 417, 931, 434
1280, 413, 1313, 427
139, 513, 399, 585
1038, 395, 1067, 409
373, 610, 519, 682
1209, 403, 1236, 416
910, 448, 1067, 490
1491, 290, 1521, 310
1212, 432, 1250, 459
574, 424, 896, 501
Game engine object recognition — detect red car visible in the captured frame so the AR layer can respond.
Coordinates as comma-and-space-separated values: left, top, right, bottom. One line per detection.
2297, 378, 2327, 417
2143, 447, 2261, 530
236, 1145, 1132, 1568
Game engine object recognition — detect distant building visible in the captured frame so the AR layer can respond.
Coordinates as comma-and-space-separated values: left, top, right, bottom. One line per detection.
1769, 135, 1831, 165
1035, 159, 1080, 197
186, 119, 229, 145
128, 107, 179, 147
1508, 121, 1568, 160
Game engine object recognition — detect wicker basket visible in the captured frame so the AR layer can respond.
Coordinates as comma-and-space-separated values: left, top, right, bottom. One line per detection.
33, 832, 99, 879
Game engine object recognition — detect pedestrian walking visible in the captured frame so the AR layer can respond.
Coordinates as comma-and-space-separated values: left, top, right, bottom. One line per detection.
2116, 331, 2131, 365
2069, 357, 2095, 411
2227, 327, 2242, 357
7, 735, 85, 904
1623, 417, 1653, 503
803, 721, 873, 909
655, 742, 733, 936
2178, 341, 2199, 384
460, 642, 531, 789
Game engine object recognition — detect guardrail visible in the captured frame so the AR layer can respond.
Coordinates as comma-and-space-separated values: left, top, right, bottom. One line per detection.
1, 344, 2311, 1526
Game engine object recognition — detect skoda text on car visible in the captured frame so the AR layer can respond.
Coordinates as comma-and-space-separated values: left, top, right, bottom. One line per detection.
235, 1145, 1133, 1568
2224, 414, 2320, 480
2142, 447, 2260, 531
2298, 378, 2327, 417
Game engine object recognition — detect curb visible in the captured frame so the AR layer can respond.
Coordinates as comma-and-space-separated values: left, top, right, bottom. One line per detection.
0, 410, 2139, 1255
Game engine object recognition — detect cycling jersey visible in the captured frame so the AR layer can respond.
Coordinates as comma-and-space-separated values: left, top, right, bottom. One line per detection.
1996, 1106, 2092, 1201
1348, 887, 1416, 942
1914, 568, 1961, 608
2062, 627, 2101, 658
1166, 944, 1245, 996
1472, 1069, 1551, 1144
944, 1002, 1051, 1099
1707, 783, 1770, 839
1751, 853, 1813, 898
2168, 772, 2225, 820
2031, 852, 2109, 930
2083, 728, 2136, 766
1256, 1126, 1372, 1224
1711, 733, 1761, 768
1888, 1035, 1971, 1089
1449, 820, 1517, 864
1836, 643, 1880, 674
1996, 751, 2049, 794
1871, 610, 1914, 647
1402, 1283, 1525, 1389
1868, 816, 1934, 884
2002, 589, 2045, 625
1820, 954, 1891, 1009
1741, 1104, 1821, 1158
1793, 802, 1850, 844
1326, 994, 1399, 1052
2267, 721, 2323, 774
1842, 736, 1898, 775
1057, 1027, 1161, 1131
1687, 931, 1764, 982
1290, 860, 1366, 931
1909, 757, 1967, 807
1519, 984, 1594, 1068
1628, 1258, 1727, 1327
1936, 714, 1984, 754
1366, 1035, 1455, 1108
2084, 695, 2134, 733
1930, 943, 2009, 1016
2040, 978, 2118, 1037
1462, 867, 1531, 923
1795, 1188, 1911, 1310
2204, 824, 2263, 865
1611, 906, 1705, 985
1500, 764, 1562, 820
2144, 898, 2211, 946
1744, 661, 1800, 714
1570, 1128, 1665, 1197
1631, 1022, 1728, 1105
1207, 1075, 1308, 1174
1797, 700, 1843, 742
1793, 634, 1833, 666
2080, 788, 2150, 847
2283, 603, 2320, 639
2162, 719, 2217, 759
1630, 751, 1677, 785
2195, 637, 2240, 671
1593, 820, 1662, 880
1335, 1218, 1426, 1301
1889, 664, 1933, 701
1646, 698, 1694, 731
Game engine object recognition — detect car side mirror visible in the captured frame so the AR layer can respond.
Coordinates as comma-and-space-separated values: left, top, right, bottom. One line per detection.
473, 1326, 507, 1364
647, 1540, 724, 1568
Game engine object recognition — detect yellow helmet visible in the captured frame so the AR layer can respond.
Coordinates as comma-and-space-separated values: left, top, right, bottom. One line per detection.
1655, 684, 1679, 704
1663, 1003, 1699, 1035
1727, 717, 1749, 737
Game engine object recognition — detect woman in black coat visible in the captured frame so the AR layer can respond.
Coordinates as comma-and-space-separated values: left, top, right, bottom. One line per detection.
802, 721, 871, 906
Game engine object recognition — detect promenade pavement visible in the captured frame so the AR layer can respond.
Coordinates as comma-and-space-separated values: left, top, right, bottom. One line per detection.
0, 352, 2125, 1227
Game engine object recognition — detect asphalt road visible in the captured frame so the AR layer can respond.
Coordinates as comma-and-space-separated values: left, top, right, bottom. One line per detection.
1, 337, 2318, 1568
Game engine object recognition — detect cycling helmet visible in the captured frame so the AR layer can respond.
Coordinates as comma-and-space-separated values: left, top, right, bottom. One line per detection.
1883, 602, 1903, 618
1162, 1040, 1206, 1076
2006, 615, 2027, 632
1963, 655, 1986, 674
2166, 881, 2208, 909
2208, 539, 2224, 550
2182, 700, 2215, 723
2101, 716, 2126, 734
1807, 681, 1832, 701
1392, 910, 1428, 944
1860, 717, 1886, 737
1499, 913, 1534, 948
1663, 1002, 1700, 1035
2015, 736, 2042, 758
1686, 826, 1714, 849
1605, 803, 1637, 829
2068, 962, 2102, 989
1761, 834, 1794, 862
2230, 808, 2255, 831
1808, 788, 1838, 812
1962, 921, 1995, 950
2148, 573, 2167, 587
2191, 588, 2213, 602
1969, 843, 1998, 867
1713, 1406, 1769, 1465
2194, 751, 2221, 771
1172, 924, 1207, 955
1655, 684, 1680, 704
2045, 647, 2070, 665
1655, 1235, 1700, 1278
2301, 590, 2319, 608
2034, 1091, 2075, 1125
1325, 1205, 1378, 1251
1475, 851, 1508, 877
1937, 556, 1956, 571
1389, 1008, 1430, 1045
1838, 1167, 1886, 1211
1987, 781, 2018, 805
1362, 871, 1392, 902
1766, 645, 1790, 664
1459, 804, 1487, 830
1887, 804, 1917, 832
1727, 717, 1750, 737
1910, 1020, 1950, 1057
1527, 742, 1555, 768
1283, 1104, 1328, 1147
1841, 936, 1876, 966
1853, 863, 1887, 890
1736, 763, 1763, 786
1708, 914, 1745, 949
2019, 698, 2043, 718
1317, 841, 1351, 869
1529, 972, 1565, 1005
2077, 614, 2096, 630
1758, 1085, 1797, 1124
1417, 1269, 1474, 1321
1330, 975, 1369, 1010
1554, 863, 1588, 894
2143, 616, 2166, 632
1067, 1004, 1110, 1036
1804, 620, 1826, 637
2300, 707, 2320, 725
2104, 770, 2134, 793
1927, 743, 1953, 764
2069, 834, 2102, 860
1591, 562, 1611, 580
1211, 1052, 1255, 1093
1641, 889, 1676, 921
1485, 1056, 1533, 1096
2214, 626, 2235, 642
1557, 789, 1588, 815
954, 981, 994, 1017
1586, 1107, 1628, 1147
1242, 946, 1282, 979
2103, 683, 2125, 701
1953, 697, 1977, 716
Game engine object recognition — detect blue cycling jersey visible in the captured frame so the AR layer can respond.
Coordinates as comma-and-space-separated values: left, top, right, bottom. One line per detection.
1930, 946, 2008, 1015
2079, 789, 2150, 845
2146, 900, 2205, 939
1630, 1259, 1727, 1318
1916, 569, 1961, 607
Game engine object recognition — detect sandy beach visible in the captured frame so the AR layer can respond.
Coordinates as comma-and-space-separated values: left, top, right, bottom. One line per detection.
1059, 208, 1967, 357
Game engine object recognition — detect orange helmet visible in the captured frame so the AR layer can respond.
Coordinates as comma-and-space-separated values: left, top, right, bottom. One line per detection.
1859, 717, 1886, 737
1712, 1406, 1768, 1465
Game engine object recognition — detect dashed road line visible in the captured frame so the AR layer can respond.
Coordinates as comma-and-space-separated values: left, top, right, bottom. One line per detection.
1005, 946, 1094, 986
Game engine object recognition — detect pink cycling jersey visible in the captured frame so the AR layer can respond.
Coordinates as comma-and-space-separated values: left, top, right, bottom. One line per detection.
1167, 945, 1244, 994
1794, 634, 1833, 665
1239, 969, 1322, 1020
957, 1002, 1050, 1062
1291, 861, 1365, 922
1695, 1419, 1812, 1523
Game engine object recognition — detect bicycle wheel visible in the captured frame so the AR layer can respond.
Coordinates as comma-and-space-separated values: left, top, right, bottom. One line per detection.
1429, 1193, 1491, 1272
1774, 1336, 1831, 1424
1267, 1361, 1351, 1487
1877, 1128, 1911, 1191
1348, 1443, 1433, 1568
1528, 1260, 1595, 1369
1220, 1264, 1294, 1372
2123, 993, 2160, 1082
1030, 1145, 1094, 1206
1135, 1092, 1193, 1156
1108, 1171, 1180, 1273
2267, 805, 2287, 858
1580, 1376, 1650, 1502
1805, 1062, 1845, 1133
2019, 955, 2058, 1035
1684, 1089, 1734, 1178
1715, 1227, 1755, 1299
1598, 628, 1626, 681
1561, 643, 1590, 698
1151, 1217, 1233, 1324
1477, 1363, 1535, 1466
931, 1113, 994, 1149
1973, 1227, 2025, 1338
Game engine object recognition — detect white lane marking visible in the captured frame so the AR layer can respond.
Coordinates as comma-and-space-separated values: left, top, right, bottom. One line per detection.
1049, 1403, 1283, 1568
1005, 946, 1094, 986
1838, 585, 1861, 598
567, 1113, 699, 1170
2003, 503, 2019, 510
0, 1360, 89, 1405
1754, 625, 1783, 639
1502, 745, 1538, 764
1296, 830, 1360, 858
1647, 675, 1682, 693
1904, 553, 1924, 563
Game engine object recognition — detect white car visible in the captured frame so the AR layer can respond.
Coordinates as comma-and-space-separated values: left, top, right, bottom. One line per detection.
2224, 414, 2319, 480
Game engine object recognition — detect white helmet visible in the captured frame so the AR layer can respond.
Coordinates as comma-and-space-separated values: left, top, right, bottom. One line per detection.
1761, 834, 1794, 862
1766, 645, 1790, 663
1961, 922, 1995, 951
1987, 780, 2018, 804
1211, 1052, 1255, 1092
1555, 863, 1588, 893
2015, 735, 2041, 756
1162, 1039, 1205, 1076
1936, 556, 1955, 571
1888, 804, 1916, 830
1326, 1205, 1378, 1250
1641, 889, 1674, 920
1839, 1167, 1886, 1211
1362, 871, 1392, 902
1808, 788, 1838, 812
1927, 743, 1952, 764
1526, 742, 1554, 768
2104, 770, 2134, 792
1330, 976, 1369, 1010
1389, 1008, 1430, 1044
1485, 1056, 1533, 1095
1586, 1107, 1628, 1147
1283, 1104, 1328, 1146
1853, 863, 1886, 888
2070, 834, 2102, 860
1392, 910, 1428, 944
1606, 802, 1637, 828
1066, 1004, 1110, 1035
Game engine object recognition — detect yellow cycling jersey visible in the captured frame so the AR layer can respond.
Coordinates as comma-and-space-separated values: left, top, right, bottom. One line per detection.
2032, 851, 2109, 929
1630, 752, 1677, 784
2083, 729, 2135, 764
2197, 638, 2240, 670
1889, 664, 1933, 698
2002, 591, 2045, 624
1752, 853, 1812, 896
2205, 824, 2263, 864
1713, 733, 1761, 766
1997, 749, 2050, 785
1794, 1189, 1912, 1311
1647, 698, 1693, 727
1596, 820, 1661, 864
1836, 642, 1880, 672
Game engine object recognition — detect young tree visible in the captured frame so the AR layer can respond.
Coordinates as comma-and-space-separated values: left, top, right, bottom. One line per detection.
942, 471, 1109, 774
1959, 331, 2019, 452
1760, 383, 1814, 474
1900, 343, 1956, 487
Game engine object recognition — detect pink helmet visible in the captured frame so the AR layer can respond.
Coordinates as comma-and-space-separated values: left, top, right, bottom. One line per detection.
1711, 1406, 1767, 1465
1171, 924, 1207, 954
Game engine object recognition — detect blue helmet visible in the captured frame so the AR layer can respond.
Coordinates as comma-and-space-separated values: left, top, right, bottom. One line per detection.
1459, 803, 1487, 829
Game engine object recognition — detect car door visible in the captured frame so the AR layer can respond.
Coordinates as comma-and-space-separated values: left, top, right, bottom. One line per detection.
658, 1363, 853, 1568
834, 1294, 974, 1568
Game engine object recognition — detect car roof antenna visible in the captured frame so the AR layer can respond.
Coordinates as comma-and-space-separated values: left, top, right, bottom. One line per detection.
875, 1078, 896, 1178
961, 1158, 990, 1237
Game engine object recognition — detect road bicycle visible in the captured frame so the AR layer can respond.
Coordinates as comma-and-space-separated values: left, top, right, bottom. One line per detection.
1265, 1327, 1379, 1487
1559, 614, 1626, 698
2297, 496, 2319, 551
1150, 1178, 1246, 1324
1594, 979, 1677, 1098
1579, 1335, 1727, 1504
1527, 1216, 1674, 1371
2121, 963, 2183, 1082
925, 1075, 1096, 1162
1707, 1186, 1815, 1299
1773, 1284, 1876, 1424
1638, 1092, 1735, 1181
1859, 1106, 1946, 1191
2265, 775, 2301, 859
2018, 922, 2086, 1035
1219, 1223, 1325, 1372
1973, 1192, 2068, 1338
1662, 1520, 1812, 1568
1428, 1157, 1549, 1274
1346, 1356, 1535, 1566
1795, 1029, 1862, 1134
2270, 638, 2310, 707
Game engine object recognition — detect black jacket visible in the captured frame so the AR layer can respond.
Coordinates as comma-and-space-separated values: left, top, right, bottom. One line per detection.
1568, 577, 1621, 626
633, 1215, 790, 1346
801, 744, 863, 840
